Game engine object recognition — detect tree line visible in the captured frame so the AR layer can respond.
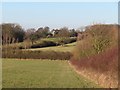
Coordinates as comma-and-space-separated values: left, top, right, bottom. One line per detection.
1, 23, 78, 45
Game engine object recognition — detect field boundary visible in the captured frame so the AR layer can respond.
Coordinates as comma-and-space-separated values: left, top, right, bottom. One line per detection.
68, 61, 100, 88
68, 61, 118, 88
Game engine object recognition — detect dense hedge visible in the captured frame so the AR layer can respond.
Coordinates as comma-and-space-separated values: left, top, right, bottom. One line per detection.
31, 37, 77, 48
2, 37, 77, 49
31, 41, 56, 48
2, 37, 75, 60
2, 50, 72, 60
57, 37, 77, 44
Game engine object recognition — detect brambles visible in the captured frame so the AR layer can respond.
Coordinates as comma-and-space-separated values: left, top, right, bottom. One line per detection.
71, 24, 118, 87
93, 38, 110, 54
71, 46, 118, 88
71, 46, 118, 73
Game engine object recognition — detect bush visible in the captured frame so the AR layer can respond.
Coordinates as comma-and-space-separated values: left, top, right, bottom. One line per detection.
56, 37, 77, 45
31, 41, 56, 48
73, 24, 118, 59
71, 24, 118, 87
63, 37, 77, 44
71, 46, 118, 73
2, 37, 77, 50
30, 37, 76, 48
2, 49, 72, 60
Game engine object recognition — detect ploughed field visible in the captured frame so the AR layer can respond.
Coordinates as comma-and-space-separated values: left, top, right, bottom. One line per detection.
2, 59, 99, 88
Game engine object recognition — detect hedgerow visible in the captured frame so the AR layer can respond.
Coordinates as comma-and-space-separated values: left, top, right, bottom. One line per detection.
2, 37, 77, 49
2, 49, 72, 60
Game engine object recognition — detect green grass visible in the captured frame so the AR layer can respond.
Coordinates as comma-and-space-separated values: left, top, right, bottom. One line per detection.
3, 37, 76, 51
3, 59, 99, 88
27, 42, 76, 52
39, 37, 61, 42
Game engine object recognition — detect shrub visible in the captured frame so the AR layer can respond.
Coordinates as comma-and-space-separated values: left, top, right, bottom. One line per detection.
63, 37, 77, 44
71, 46, 118, 73
2, 37, 77, 50
56, 37, 77, 46
92, 37, 110, 54
73, 24, 118, 59
2, 49, 72, 60
71, 24, 118, 87
31, 41, 56, 48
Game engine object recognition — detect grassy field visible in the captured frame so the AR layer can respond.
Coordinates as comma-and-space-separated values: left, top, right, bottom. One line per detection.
27, 42, 76, 52
3, 59, 99, 88
3, 37, 76, 50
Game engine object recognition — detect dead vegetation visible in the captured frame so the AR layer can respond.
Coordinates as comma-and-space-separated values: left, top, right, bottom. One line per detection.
70, 24, 118, 88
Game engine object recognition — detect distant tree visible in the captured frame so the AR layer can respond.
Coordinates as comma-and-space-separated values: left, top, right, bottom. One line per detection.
24, 28, 39, 44
29, 33, 39, 44
25, 28, 36, 40
57, 27, 70, 37
37, 27, 43, 33
1, 23, 25, 44
12, 25, 25, 42
44, 26, 49, 32
36, 26, 50, 38
69, 29, 77, 37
